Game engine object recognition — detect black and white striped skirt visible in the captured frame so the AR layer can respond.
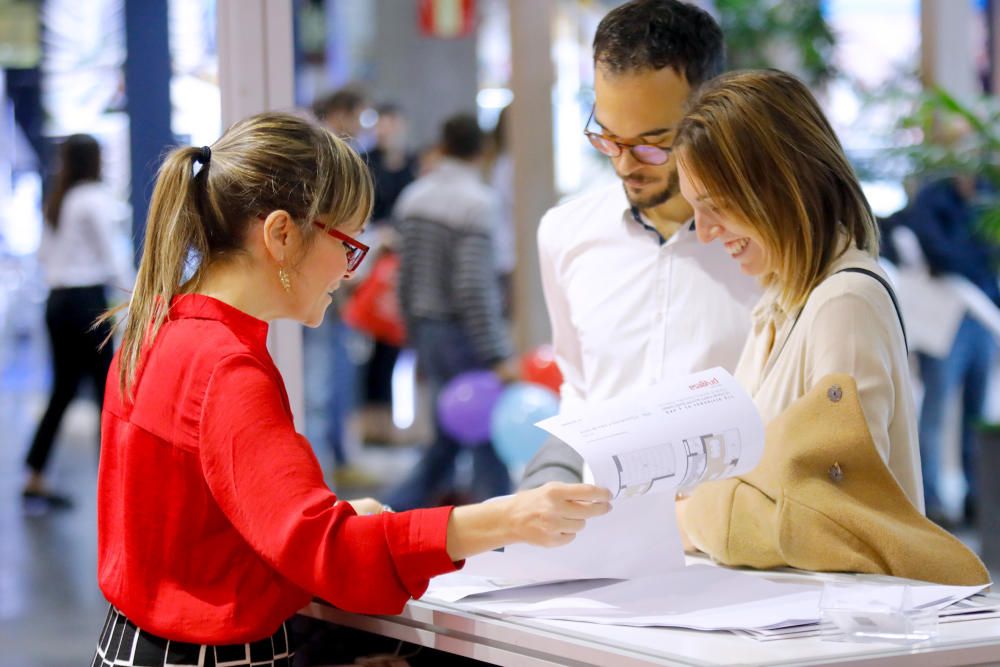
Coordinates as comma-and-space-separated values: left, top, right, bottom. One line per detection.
91, 606, 294, 667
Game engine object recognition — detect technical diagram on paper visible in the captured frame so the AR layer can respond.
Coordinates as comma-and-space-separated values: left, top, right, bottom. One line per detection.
537, 367, 764, 499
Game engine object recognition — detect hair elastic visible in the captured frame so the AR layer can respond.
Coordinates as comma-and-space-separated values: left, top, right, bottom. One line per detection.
194, 145, 212, 165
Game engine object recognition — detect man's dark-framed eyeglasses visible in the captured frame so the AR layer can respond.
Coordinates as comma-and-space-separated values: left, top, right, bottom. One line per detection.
312, 222, 369, 272
583, 106, 673, 166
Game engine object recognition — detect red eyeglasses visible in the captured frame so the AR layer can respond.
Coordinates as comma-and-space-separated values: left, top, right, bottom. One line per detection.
312, 221, 369, 272
256, 214, 370, 272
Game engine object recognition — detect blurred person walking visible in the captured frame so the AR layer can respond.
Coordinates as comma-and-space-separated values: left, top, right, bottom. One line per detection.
385, 113, 517, 510
312, 87, 367, 148
23, 134, 131, 510
904, 175, 1000, 526
91, 111, 610, 665
486, 105, 516, 314
354, 103, 419, 445
311, 87, 375, 487
365, 103, 419, 227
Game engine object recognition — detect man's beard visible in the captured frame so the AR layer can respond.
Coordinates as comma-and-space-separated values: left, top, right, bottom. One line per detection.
622, 169, 679, 211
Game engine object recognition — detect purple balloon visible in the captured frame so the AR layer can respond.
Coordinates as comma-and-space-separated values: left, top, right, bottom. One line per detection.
437, 371, 504, 446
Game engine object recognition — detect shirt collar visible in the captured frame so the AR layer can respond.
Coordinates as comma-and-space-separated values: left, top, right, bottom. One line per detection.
168, 294, 270, 352
626, 206, 696, 246
751, 284, 790, 327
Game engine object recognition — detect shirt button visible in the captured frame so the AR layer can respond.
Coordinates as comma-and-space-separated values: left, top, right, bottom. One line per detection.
827, 385, 843, 402
828, 462, 844, 483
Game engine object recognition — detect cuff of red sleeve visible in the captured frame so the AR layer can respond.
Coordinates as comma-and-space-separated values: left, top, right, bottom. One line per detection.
384, 505, 465, 599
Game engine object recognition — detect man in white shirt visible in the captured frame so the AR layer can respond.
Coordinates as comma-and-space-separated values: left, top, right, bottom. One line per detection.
521, 0, 760, 487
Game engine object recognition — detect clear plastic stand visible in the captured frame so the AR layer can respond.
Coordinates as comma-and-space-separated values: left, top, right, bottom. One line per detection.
820, 582, 939, 644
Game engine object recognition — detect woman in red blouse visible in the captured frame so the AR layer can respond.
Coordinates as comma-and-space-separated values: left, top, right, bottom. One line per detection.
92, 112, 610, 667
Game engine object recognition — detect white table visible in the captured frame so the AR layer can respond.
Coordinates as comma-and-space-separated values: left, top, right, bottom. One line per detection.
301, 595, 1000, 667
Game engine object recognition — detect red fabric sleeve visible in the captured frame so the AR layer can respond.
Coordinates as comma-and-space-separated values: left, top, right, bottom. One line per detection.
198, 353, 460, 614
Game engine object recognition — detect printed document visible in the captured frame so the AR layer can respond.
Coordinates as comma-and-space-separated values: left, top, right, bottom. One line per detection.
460, 368, 763, 582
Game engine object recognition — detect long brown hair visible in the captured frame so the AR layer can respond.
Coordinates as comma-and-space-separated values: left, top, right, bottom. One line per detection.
45, 134, 102, 229
674, 69, 878, 310
111, 111, 373, 396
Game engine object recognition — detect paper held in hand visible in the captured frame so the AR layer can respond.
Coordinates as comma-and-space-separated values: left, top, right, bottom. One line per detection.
461, 367, 765, 582
539, 366, 764, 498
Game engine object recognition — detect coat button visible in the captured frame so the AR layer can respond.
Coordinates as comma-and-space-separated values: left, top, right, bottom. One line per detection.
829, 462, 844, 483
827, 385, 843, 402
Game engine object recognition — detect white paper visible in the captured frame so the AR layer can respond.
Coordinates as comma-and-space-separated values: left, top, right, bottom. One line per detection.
537, 368, 764, 498
456, 566, 821, 630
446, 567, 988, 632
460, 493, 684, 581
424, 573, 616, 603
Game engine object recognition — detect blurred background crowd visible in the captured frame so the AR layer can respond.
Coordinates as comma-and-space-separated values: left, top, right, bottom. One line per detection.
3, 0, 1000, 664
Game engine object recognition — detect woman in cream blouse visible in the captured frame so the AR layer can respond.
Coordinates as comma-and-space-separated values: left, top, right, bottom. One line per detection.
673, 69, 923, 533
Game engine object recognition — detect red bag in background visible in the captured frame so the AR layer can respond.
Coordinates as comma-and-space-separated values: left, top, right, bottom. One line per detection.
342, 251, 407, 347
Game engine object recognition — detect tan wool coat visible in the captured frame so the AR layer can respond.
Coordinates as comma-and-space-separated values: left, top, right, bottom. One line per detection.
684, 373, 990, 586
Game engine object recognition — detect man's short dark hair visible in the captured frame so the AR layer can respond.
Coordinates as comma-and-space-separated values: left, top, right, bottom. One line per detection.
440, 114, 483, 160
593, 0, 724, 87
312, 87, 365, 120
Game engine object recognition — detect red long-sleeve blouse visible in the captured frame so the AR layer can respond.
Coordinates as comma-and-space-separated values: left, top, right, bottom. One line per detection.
97, 294, 460, 643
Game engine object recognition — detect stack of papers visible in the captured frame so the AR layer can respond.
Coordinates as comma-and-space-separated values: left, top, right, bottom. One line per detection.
424, 567, 991, 638
734, 593, 1000, 641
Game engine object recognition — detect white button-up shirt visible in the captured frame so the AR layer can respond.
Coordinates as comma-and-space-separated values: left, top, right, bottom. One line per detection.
538, 182, 760, 410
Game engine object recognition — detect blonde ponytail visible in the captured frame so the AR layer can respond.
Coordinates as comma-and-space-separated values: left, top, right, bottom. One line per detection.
114, 147, 208, 394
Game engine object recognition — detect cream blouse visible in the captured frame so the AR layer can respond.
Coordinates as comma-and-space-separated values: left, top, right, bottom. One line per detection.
734, 243, 925, 512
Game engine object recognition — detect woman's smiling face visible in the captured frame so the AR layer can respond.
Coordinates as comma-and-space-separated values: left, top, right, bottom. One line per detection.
677, 157, 772, 278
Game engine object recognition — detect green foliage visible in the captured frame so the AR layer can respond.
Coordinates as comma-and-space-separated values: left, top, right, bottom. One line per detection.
715, 0, 836, 87
884, 86, 1000, 241
899, 88, 1000, 179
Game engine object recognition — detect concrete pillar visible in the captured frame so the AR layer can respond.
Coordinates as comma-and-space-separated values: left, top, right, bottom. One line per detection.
990, 0, 1000, 94
921, 0, 980, 98
509, 0, 557, 351
370, 0, 478, 149
217, 0, 304, 423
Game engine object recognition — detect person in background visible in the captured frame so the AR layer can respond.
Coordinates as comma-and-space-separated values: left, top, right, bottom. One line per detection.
312, 87, 374, 487
904, 175, 999, 526
520, 0, 759, 489
23, 133, 131, 510
312, 86, 367, 148
385, 113, 518, 511
366, 103, 419, 226
486, 105, 516, 314
92, 111, 611, 666
355, 103, 419, 446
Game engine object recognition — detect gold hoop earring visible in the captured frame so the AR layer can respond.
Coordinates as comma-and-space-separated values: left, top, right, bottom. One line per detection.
278, 266, 291, 292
